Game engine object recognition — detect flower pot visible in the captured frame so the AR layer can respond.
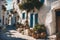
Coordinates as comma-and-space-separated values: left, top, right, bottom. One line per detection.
32, 33, 37, 38
28, 29, 32, 36
40, 32, 46, 38
36, 33, 40, 39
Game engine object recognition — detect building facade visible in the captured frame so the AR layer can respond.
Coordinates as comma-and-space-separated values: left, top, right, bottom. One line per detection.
0, 0, 7, 26
13, 0, 60, 39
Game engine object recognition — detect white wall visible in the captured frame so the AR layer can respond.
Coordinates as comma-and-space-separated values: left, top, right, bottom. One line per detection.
38, 4, 51, 24
0, 0, 7, 25
45, 0, 60, 35
13, 0, 60, 35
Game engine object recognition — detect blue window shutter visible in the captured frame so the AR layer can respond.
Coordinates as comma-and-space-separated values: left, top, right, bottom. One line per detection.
41, 0, 44, 3
39, 0, 44, 3
30, 14, 33, 28
22, 13, 25, 19
35, 14, 38, 24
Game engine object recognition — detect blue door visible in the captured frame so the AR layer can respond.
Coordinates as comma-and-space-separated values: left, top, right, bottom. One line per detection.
39, 0, 44, 3
35, 14, 38, 24
30, 14, 33, 28
22, 13, 25, 19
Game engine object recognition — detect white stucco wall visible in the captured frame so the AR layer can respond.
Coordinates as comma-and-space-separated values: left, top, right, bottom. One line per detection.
13, 0, 60, 35
45, 0, 60, 35
45, 10, 56, 35
0, 0, 7, 25
38, 5, 50, 24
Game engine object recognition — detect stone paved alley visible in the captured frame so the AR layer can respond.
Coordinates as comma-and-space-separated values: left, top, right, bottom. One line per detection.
0, 25, 35, 40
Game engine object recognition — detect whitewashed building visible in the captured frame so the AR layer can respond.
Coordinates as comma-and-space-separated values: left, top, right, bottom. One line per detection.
0, 0, 7, 26
13, 0, 60, 39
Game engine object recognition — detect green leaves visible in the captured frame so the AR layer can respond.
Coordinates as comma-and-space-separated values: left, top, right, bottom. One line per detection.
19, 0, 44, 11
33, 1, 43, 10
33, 24, 46, 33
19, 4, 24, 10
2, 5, 6, 11
22, 2, 34, 12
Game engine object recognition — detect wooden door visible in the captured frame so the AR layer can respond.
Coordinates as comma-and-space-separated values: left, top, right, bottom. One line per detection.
56, 10, 60, 40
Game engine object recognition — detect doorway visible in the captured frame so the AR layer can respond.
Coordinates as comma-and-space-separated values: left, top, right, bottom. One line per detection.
55, 9, 60, 40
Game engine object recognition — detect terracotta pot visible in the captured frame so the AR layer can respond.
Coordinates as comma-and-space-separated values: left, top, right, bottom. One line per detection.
36, 33, 40, 39
28, 29, 32, 36
40, 32, 46, 38
32, 33, 36, 38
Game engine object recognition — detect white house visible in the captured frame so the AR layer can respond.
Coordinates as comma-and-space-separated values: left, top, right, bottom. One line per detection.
13, 0, 60, 39
0, 0, 7, 26
12, 0, 51, 27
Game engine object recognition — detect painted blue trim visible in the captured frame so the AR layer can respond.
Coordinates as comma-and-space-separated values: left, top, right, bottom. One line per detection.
35, 14, 38, 24
41, 0, 44, 3
39, 0, 44, 3
30, 14, 33, 28
22, 13, 25, 19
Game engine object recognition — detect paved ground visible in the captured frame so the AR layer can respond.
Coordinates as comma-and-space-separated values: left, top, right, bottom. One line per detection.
0, 25, 56, 40
0, 25, 35, 40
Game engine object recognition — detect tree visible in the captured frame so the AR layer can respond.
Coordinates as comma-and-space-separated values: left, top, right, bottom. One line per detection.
19, 0, 44, 28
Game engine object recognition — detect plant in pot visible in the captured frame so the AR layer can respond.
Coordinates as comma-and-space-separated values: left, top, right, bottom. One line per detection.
33, 24, 47, 39
33, 24, 41, 39
38, 24, 47, 39
19, 23, 24, 33
28, 28, 35, 36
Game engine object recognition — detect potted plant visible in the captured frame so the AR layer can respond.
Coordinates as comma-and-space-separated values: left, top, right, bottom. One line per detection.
33, 24, 40, 39
32, 24, 47, 39
38, 24, 47, 39
28, 29, 34, 36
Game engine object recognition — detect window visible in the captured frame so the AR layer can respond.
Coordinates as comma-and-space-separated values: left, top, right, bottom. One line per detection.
22, 13, 25, 19
0, 19, 1, 23
39, 0, 44, 3
30, 14, 33, 27
30, 13, 38, 28
3, 16, 4, 25
35, 14, 38, 24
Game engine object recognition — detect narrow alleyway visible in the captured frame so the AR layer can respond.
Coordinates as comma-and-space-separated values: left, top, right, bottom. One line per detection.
0, 25, 35, 40
0, 25, 26, 40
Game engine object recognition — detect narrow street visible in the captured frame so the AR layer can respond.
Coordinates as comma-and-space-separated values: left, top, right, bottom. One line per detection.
0, 0, 59, 40
0, 25, 35, 40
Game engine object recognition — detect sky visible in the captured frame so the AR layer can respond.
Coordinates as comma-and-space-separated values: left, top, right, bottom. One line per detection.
6, 0, 13, 10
